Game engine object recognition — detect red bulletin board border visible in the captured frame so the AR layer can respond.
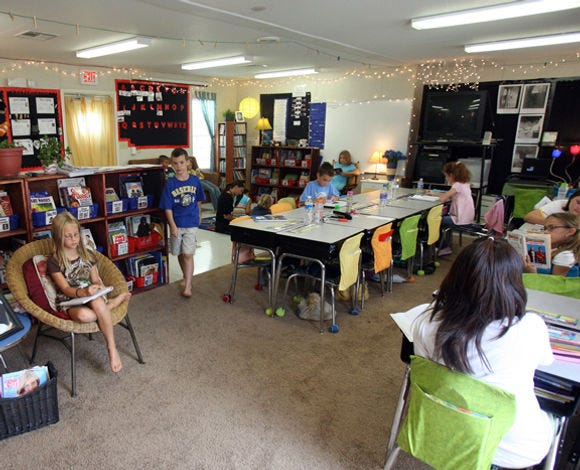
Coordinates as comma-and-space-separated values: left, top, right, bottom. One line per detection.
115, 79, 190, 150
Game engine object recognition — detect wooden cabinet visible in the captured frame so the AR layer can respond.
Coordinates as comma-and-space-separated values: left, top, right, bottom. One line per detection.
0, 167, 168, 294
215, 121, 247, 184
250, 146, 321, 200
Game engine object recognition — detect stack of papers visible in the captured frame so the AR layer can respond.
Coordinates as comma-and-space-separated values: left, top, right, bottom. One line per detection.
409, 194, 440, 202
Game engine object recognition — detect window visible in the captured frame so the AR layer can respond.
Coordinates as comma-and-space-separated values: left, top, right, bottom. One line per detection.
191, 98, 215, 169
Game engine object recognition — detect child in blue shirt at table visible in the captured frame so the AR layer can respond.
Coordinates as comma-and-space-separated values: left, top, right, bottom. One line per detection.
299, 162, 340, 204
332, 150, 359, 192
159, 148, 205, 298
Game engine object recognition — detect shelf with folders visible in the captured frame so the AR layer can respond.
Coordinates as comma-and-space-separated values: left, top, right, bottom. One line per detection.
215, 121, 248, 185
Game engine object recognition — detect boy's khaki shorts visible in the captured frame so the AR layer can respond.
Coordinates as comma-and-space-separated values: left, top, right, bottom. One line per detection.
169, 227, 198, 256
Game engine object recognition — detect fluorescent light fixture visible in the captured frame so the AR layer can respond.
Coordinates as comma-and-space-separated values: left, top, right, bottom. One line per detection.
465, 31, 580, 53
181, 55, 252, 71
255, 68, 318, 79
411, 0, 580, 30
76, 37, 151, 58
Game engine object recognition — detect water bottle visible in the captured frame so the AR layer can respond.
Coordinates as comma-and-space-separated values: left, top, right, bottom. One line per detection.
314, 200, 324, 224
346, 190, 353, 213
417, 178, 424, 193
379, 184, 388, 207
557, 182, 568, 200
304, 196, 314, 223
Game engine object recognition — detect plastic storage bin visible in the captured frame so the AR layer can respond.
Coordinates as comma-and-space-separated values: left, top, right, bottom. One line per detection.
67, 203, 99, 221
127, 194, 154, 211
0, 214, 19, 232
106, 198, 129, 214
0, 362, 59, 440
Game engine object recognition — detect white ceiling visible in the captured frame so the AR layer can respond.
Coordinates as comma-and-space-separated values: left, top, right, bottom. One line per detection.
0, 0, 579, 79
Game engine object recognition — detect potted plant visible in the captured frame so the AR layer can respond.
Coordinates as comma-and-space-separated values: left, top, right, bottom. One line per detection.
37, 136, 71, 174
384, 149, 407, 169
0, 138, 24, 179
223, 109, 235, 122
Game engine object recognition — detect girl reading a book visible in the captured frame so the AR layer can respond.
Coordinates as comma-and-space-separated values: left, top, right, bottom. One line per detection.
48, 211, 131, 373
412, 238, 555, 468
524, 212, 580, 277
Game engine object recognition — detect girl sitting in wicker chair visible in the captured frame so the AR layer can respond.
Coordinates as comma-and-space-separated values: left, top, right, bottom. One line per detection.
48, 212, 131, 372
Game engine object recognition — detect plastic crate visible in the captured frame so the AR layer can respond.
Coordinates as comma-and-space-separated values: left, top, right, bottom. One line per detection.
68, 203, 99, 221
0, 362, 59, 440
129, 231, 161, 251
127, 194, 154, 211
31, 208, 64, 227
106, 198, 129, 214
132, 271, 159, 288
0, 214, 19, 233
111, 240, 134, 257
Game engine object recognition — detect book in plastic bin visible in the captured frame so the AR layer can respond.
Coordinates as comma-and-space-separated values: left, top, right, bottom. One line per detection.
29, 191, 56, 213
81, 228, 97, 251
118, 173, 143, 198
125, 214, 151, 237
1, 365, 49, 398
105, 187, 120, 202
65, 186, 93, 207
57, 177, 86, 206
125, 181, 144, 198
506, 230, 551, 270
32, 229, 52, 240
108, 221, 128, 244
0, 191, 13, 216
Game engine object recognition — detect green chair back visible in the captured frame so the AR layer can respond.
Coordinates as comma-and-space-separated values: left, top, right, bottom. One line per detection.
512, 188, 549, 219
397, 355, 516, 470
523, 273, 580, 298
399, 214, 422, 261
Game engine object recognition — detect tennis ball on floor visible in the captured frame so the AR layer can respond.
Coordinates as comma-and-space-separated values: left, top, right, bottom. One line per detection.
292, 295, 302, 304
434, 261, 441, 267
265, 307, 273, 316
275, 307, 286, 317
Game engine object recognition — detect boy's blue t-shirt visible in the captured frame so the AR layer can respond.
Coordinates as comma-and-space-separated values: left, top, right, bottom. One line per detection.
159, 174, 205, 228
332, 163, 356, 191
299, 180, 340, 202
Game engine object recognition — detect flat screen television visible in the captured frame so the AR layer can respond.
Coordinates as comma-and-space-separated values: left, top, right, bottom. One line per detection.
420, 90, 488, 142
414, 151, 450, 184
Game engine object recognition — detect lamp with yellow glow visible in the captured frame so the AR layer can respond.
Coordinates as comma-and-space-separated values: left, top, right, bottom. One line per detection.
369, 150, 386, 180
255, 117, 272, 145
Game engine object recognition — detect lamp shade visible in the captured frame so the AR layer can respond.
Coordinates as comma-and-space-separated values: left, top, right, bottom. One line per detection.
369, 150, 385, 163
255, 117, 272, 131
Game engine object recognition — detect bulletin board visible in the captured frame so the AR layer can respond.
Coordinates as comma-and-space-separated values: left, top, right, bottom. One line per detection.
0, 87, 63, 168
115, 79, 190, 149
260, 92, 311, 142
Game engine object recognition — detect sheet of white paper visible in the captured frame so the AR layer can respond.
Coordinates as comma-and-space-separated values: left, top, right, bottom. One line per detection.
409, 194, 440, 202
390, 303, 431, 342
35, 97, 55, 114
38, 118, 57, 135
273, 99, 287, 143
9, 97, 30, 114
10, 119, 31, 136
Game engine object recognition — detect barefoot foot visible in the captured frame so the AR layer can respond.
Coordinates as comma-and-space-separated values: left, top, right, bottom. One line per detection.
108, 292, 132, 310
109, 347, 123, 373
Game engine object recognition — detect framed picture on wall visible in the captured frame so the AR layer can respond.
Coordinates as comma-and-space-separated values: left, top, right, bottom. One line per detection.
515, 114, 544, 143
497, 84, 522, 114
511, 145, 539, 173
520, 83, 550, 113
235, 111, 244, 122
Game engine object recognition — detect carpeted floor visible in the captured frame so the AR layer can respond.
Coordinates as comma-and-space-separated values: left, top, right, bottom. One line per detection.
0, 255, 577, 469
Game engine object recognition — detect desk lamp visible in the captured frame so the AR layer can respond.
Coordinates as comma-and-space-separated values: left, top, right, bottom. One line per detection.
255, 117, 272, 145
369, 150, 386, 180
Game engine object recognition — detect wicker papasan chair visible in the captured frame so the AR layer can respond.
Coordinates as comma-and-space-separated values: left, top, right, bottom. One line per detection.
6, 239, 144, 396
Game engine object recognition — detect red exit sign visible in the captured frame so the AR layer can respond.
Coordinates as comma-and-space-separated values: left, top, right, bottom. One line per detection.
80, 70, 98, 85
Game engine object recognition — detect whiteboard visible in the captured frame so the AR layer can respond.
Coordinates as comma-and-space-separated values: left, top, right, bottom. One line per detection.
322, 100, 413, 174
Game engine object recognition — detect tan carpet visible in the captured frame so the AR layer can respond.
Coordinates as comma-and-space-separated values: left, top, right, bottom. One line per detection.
0, 256, 576, 469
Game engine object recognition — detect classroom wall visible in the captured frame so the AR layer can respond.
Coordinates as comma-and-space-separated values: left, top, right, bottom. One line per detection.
2, 59, 579, 172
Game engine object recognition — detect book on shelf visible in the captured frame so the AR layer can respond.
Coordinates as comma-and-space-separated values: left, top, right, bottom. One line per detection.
252, 214, 288, 222
81, 228, 97, 251
105, 187, 120, 202
108, 221, 128, 244
29, 191, 56, 213
59, 286, 113, 308
506, 230, 551, 271
33, 229, 52, 240
118, 173, 143, 198
65, 186, 93, 207
57, 177, 86, 206
125, 181, 144, 198
126, 253, 159, 278
1, 365, 50, 398
125, 214, 151, 237
0, 191, 13, 216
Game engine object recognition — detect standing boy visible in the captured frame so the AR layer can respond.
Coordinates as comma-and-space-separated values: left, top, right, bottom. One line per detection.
159, 148, 205, 298
299, 162, 340, 203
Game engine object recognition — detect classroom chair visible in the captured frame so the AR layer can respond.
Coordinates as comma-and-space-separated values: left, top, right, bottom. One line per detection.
224, 216, 276, 309
360, 223, 394, 309
270, 202, 293, 214
384, 355, 517, 470
5, 239, 144, 397
416, 205, 442, 275
277, 232, 364, 333
393, 214, 422, 280
277, 197, 297, 209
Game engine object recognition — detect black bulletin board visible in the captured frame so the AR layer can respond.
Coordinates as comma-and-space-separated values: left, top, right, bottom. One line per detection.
115, 80, 190, 149
260, 92, 311, 142
0, 87, 63, 168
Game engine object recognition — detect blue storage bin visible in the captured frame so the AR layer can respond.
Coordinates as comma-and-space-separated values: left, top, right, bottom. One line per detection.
31, 208, 65, 227
128, 194, 154, 210
0, 214, 19, 232
106, 198, 129, 214
67, 203, 99, 221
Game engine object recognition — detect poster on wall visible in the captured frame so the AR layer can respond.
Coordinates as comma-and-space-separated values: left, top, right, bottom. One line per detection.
0, 87, 63, 168
515, 114, 544, 143
115, 80, 189, 149
520, 83, 550, 113
497, 84, 522, 114
511, 144, 538, 173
